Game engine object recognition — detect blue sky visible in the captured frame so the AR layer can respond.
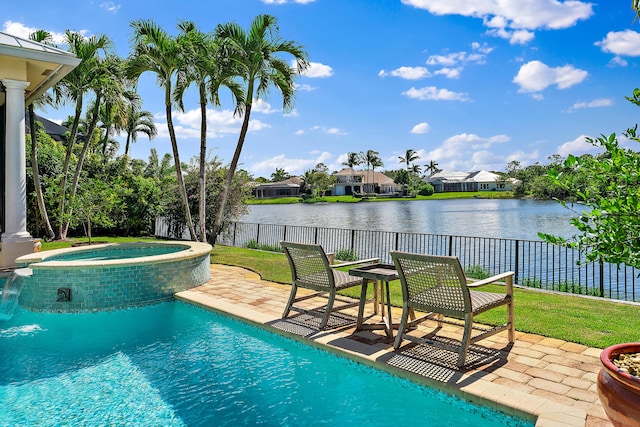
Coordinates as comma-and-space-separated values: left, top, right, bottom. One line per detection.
4, 0, 640, 178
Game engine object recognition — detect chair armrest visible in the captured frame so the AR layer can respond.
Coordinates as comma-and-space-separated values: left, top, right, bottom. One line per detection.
331, 257, 380, 268
467, 271, 514, 288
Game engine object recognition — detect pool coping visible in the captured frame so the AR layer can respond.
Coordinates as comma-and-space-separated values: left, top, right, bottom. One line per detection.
177, 265, 597, 427
15, 241, 212, 268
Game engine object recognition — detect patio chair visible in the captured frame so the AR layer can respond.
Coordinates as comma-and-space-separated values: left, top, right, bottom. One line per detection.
390, 251, 514, 368
280, 241, 379, 329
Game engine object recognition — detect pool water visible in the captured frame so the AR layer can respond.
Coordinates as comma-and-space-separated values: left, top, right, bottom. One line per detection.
43, 243, 188, 261
0, 302, 533, 426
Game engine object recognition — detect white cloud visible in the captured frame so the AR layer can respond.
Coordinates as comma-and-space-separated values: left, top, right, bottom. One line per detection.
595, 30, 640, 57
297, 61, 333, 78
295, 129, 305, 135
100, 2, 121, 12
411, 122, 431, 134
308, 125, 347, 135
556, 135, 602, 157
608, 56, 628, 67
403, 86, 470, 101
401, 0, 593, 44
379, 66, 431, 79
295, 83, 316, 91
252, 98, 278, 114
2, 21, 68, 44
513, 60, 587, 93
434, 67, 461, 78
422, 133, 541, 171
250, 151, 331, 176
155, 107, 269, 139
566, 98, 613, 113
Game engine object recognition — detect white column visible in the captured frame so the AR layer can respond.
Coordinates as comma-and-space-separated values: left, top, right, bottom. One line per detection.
2, 79, 32, 243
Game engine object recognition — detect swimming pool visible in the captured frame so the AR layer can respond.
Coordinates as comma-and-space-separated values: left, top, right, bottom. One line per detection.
0, 302, 533, 426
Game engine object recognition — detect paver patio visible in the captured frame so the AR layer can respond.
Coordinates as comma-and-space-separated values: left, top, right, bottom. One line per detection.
176, 265, 613, 427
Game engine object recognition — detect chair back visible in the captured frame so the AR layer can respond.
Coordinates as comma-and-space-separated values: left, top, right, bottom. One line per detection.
281, 241, 334, 292
390, 251, 471, 318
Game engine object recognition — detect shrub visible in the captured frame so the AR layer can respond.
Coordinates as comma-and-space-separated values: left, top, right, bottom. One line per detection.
334, 248, 358, 262
418, 183, 434, 196
245, 239, 282, 252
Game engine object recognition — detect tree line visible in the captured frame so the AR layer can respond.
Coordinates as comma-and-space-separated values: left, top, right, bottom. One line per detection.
25, 14, 308, 244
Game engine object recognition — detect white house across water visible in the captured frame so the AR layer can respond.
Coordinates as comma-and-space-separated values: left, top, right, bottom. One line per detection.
0, 31, 80, 267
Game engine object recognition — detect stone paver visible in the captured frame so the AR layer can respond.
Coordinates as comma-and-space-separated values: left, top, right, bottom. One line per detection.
176, 265, 613, 427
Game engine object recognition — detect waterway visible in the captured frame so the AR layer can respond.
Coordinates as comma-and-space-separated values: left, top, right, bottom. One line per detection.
241, 199, 581, 241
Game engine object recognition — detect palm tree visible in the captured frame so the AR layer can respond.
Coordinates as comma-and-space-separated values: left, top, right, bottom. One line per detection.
425, 160, 439, 176
361, 149, 383, 195
55, 30, 111, 239
211, 14, 309, 243
175, 21, 243, 242
398, 149, 420, 172
123, 94, 157, 156
270, 168, 290, 182
127, 19, 197, 241
341, 151, 362, 195
62, 54, 125, 238
27, 30, 56, 240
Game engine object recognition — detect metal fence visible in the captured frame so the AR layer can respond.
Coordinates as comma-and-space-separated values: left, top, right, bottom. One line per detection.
213, 221, 640, 302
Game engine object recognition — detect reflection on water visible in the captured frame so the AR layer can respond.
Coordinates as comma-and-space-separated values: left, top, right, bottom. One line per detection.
242, 199, 581, 241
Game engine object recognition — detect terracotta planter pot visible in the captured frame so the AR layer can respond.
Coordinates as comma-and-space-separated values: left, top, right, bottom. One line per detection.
597, 343, 640, 427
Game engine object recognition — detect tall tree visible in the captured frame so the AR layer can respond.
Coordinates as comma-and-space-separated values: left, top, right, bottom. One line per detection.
270, 168, 290, 182
123, 95, 157, 156
211, 14, 309, 243
62, 54, 125, 238
55, 30, 111, 239
398, 149, 420, 172
425, 160, 439, 176
342, 151, 362, 194
128, 19, 197, 241
361, 149, 383, 195
27, 30, 56, 240
175, 21, 242, 242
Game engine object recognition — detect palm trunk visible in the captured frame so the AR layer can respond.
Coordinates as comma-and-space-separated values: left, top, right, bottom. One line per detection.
166, 101, 197, 241
61, 94, 102, 239
198, 84, 207, 242
28, 105, 55, 240
212, 103, 252, 244
57, 97, 83, 239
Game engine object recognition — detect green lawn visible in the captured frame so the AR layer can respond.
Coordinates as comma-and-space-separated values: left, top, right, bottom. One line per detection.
39, 238, 638, 349
245, 191, 514, 205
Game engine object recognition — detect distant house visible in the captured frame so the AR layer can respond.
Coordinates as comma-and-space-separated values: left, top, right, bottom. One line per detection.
25, 113, 85, 142
332, 168, 402, 196
252, 177, 303, 198
425, 170, 517, 193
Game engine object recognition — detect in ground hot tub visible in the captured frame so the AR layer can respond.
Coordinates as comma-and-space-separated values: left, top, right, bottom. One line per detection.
15, 241, 212, 312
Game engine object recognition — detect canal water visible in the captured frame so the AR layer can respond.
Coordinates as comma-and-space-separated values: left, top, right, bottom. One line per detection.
241, 199, 580, 241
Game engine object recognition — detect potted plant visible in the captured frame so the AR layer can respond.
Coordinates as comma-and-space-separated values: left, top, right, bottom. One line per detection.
597, 343, 640, 426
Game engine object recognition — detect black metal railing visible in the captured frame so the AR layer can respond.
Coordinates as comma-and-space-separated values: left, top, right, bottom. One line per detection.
210, 221, 639, 302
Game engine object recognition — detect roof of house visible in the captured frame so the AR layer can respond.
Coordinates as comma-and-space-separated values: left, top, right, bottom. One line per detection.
335, 168, 397, 185
253, 176, 303, 188
0, 31, 81, 105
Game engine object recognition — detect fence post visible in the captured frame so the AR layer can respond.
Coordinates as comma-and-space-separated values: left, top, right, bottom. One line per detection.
351, 229, 355, 250
283, 225, 287, 242
314, 227, 318, 244
514, 240, 519, 285
599, 260, 605, 297
395, 232, 399, 250
233, 222, 237, 247
448, 235, 453, 256
256, 223, 260, 245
